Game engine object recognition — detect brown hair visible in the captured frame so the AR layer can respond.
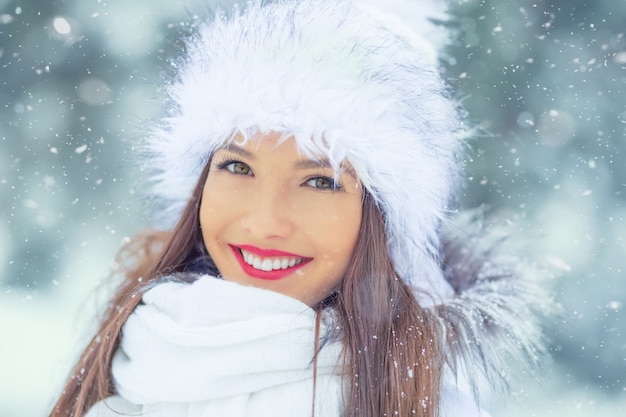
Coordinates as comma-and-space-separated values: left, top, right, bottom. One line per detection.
335, 191, 442, 417
49, 159, 442, 417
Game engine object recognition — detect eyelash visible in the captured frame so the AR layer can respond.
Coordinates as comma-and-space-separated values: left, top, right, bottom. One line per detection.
304, 175, 343, 191
216, 157, 252, 175
215, 156, 344, 191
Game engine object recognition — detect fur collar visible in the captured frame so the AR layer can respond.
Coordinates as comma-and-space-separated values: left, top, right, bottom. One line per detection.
432, 211, 553, 399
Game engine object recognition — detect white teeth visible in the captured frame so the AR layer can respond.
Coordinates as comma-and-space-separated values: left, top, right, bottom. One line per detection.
261, 259, 273, 271
240, 249, 307, 272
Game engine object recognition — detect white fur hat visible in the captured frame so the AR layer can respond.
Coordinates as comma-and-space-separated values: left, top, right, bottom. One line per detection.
145, 0, 467, 305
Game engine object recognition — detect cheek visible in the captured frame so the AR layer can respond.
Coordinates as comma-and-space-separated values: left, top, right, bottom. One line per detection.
305, 199, 362, 264
199, 181, 231, 244
199, 200, 217, 249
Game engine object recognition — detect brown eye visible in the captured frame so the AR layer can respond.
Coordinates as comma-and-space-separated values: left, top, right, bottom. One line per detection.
305, 176, 338, 190
227, 162, 251, 175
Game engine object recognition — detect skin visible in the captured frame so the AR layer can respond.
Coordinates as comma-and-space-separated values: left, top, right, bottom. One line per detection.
199, 131, 363, 306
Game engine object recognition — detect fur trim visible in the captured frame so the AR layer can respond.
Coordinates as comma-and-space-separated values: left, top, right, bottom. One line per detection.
359, 0, 452, 59
432, 211, 554, 398
144, 0, 468, 304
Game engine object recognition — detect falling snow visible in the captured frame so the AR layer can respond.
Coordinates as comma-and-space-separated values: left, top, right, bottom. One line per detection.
0, 0, 625, 416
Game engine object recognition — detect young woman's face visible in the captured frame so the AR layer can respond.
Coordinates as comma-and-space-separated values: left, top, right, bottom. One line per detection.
199, 132, 362, 306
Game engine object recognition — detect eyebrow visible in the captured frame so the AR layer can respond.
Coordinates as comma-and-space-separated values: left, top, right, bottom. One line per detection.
224, 144, 254, 159
295, 158, 357, 178
222, 143, 357, 178
294, 159, 331, 170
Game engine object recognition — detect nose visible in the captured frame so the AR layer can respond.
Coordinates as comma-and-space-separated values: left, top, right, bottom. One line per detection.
240, 182, 295, 240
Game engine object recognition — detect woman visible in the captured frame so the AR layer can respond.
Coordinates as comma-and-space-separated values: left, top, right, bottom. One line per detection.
50, 0, 549, 416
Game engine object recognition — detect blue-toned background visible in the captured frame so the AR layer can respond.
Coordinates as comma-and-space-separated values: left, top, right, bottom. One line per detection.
1, 0, 624, 415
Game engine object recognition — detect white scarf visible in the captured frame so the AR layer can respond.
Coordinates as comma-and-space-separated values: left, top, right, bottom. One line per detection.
85, 276, 488, 417
86, 276, 344, 417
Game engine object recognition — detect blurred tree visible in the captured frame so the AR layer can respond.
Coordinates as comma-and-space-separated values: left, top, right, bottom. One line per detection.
447, 0, 625, 396
0, 0, 624, 415
0, 0, 190, 289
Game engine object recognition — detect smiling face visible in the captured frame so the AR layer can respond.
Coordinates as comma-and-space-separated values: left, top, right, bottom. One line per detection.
199, 131, 363, 306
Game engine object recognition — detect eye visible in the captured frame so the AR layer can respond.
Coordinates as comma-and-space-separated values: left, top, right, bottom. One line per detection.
304, 176, 341, 190
228, 161, 252, 175
216, 157, 252, 175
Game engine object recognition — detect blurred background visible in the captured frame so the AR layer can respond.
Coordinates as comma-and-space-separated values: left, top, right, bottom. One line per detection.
1, 0, 624, 415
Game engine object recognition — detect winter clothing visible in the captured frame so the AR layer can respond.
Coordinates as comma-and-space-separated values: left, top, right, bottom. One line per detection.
86, 277, 345, 417
85, 0, 550, 415
84, 213, 546, 416
85, 276, 492, 417
144, 0, 468, 306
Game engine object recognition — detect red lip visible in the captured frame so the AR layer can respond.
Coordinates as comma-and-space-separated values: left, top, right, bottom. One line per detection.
229, 245, 312, 281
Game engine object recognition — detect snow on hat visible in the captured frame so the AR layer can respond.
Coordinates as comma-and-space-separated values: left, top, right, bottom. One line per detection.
144, 0, 468, 305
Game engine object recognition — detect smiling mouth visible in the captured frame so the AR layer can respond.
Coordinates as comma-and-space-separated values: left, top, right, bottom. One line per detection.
229, 245, 312, 280
241, 248, 308, 271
